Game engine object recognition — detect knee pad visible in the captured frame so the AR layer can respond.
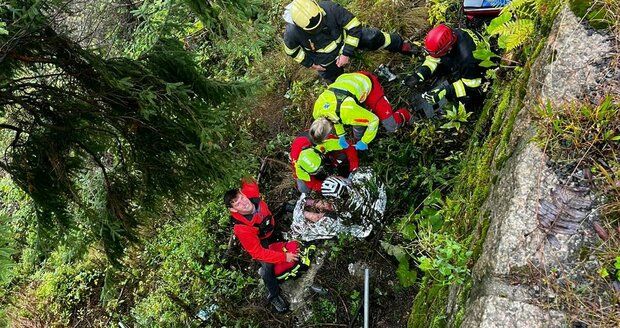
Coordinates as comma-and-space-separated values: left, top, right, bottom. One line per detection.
381, 116, 398, 133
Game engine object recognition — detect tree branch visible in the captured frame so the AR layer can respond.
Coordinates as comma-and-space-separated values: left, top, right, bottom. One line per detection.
0, 124, 22, 132
8, 52, 56, 64
75, 140, 112, 191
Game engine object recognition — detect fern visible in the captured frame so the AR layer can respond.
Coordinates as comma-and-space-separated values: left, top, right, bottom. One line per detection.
492, 19, 536, 50
504, 0, 537, 18
485, 0, 554, 52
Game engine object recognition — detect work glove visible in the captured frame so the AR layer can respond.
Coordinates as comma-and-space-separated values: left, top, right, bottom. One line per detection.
422, 88, 447, 105
354, 141, 368, 151
338, 135, 349, 148
403, 74, 422, 88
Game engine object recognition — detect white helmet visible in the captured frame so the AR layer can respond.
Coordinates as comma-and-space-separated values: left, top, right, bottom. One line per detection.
321, 176, 349, 198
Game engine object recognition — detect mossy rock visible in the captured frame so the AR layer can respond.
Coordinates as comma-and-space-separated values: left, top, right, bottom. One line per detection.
569, 0, 613, 29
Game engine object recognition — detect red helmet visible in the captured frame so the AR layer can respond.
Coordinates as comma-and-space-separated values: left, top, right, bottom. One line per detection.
424, 24, 457, 58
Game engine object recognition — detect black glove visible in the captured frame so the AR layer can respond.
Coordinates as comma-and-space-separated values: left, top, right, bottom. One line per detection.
422, 87, 449, 105
403, 74, 422, 88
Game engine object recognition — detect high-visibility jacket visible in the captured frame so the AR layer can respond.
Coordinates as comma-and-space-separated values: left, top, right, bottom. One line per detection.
230, 180, 286, 264
313, 73, 380, 144
290, 132, 359, 191
416, 28, 486, 102
283, 1, 362, 67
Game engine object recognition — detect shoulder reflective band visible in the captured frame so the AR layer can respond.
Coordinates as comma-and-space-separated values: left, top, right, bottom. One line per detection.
461, 77, 482, 88
452, 80, 467, 98
453, 78, 482, 98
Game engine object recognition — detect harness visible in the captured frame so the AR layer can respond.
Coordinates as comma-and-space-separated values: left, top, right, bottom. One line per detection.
230, 198, 274, 239
328, 87, 363, 123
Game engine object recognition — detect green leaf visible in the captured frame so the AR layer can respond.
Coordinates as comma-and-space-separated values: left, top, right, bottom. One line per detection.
487, 11, 511, 35
400, 223, 417, 241
498, 35, 508, 49
480, 60, 498, 68
418, 256, 433, 272
380, 241, 407, 262
438, 265, 451, 276
0, 22, 8, 36
473, 48, 498, 62
615, 256, 620, 270
599, 267, 609, 278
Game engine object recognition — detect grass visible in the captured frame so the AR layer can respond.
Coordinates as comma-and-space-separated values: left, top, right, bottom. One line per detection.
533, 96, 620, 327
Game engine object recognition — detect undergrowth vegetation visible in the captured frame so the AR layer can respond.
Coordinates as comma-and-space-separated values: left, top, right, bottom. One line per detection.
1, 0, 619, 327
535, 97, 620, 327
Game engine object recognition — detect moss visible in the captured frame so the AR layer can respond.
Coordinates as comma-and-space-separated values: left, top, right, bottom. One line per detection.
408, 279, 448, 328
471, 212, 492, 261
569, 0, 613, 29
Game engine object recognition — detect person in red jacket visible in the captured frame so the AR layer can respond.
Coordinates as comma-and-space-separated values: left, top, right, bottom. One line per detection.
290, 129, 359, 194
224, 178, 299, 313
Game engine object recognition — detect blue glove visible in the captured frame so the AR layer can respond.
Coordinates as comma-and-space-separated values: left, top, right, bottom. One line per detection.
338, 135, 349, 148
355, 140, 368, 151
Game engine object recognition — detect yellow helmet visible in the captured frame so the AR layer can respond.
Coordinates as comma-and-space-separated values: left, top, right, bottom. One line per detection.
313, 90, 338, 118
290, 0, 324, 31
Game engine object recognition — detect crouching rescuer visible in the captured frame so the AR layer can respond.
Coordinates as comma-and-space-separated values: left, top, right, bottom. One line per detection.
313, 71, 413, 151
405, 24, 489, 111
283, 0, 419, 82
290, 128, 359, 194
224, 178, 310, 313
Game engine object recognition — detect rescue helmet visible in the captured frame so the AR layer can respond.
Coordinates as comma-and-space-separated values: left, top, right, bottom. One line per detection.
290, 0, 324, 31
309, 117, 333, 144
321, 176, 349, 198
313, 90, 338, 118
424, 24, 457, 58
296, 148, 323, 181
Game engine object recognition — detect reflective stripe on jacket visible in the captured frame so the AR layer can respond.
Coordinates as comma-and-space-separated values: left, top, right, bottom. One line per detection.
283, 1, 362, 67
290, 132, 359, 190
313, 73, 380, 144
416, 28, 486, 100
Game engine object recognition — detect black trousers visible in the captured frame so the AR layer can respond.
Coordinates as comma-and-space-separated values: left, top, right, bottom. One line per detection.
259, 231, 284, 300
318, 27, 405, 82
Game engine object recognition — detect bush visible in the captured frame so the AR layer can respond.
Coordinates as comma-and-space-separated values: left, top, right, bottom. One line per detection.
130, 202, 255, 326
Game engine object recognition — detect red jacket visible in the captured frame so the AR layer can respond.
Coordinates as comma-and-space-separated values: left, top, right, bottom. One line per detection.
290, 133, 359, 192
230, 180, 286, 264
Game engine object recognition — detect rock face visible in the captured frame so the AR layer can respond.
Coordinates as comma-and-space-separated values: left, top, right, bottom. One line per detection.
281, 249, 327, 315
460, 7, 618, 328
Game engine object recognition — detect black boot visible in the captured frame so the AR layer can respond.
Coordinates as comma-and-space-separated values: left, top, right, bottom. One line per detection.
269, 294, 290, 313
